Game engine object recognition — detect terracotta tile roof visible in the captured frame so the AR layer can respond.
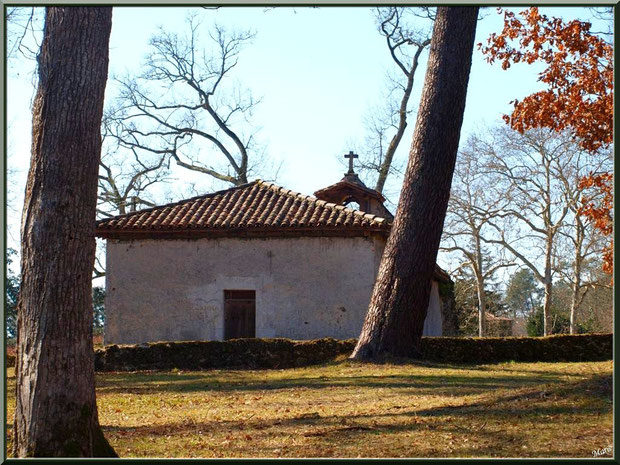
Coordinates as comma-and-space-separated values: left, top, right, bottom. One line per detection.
314, 174, 386, 202
96, 180, 391, 239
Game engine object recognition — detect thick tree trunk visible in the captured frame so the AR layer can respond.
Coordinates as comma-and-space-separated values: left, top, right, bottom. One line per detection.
569, 221, 585, 334
351, 7, 479, 360
14, 7, 116, 457
569, 285, 578, 334
569, 255, 582, 335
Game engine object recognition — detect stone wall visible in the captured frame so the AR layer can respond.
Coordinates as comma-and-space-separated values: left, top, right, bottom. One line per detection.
92, 333, 613, 371
7, 334, 610, 370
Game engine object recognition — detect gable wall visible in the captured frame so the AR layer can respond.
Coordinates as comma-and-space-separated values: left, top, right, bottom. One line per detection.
105, 236, 381, 343
105, 235, 443, 344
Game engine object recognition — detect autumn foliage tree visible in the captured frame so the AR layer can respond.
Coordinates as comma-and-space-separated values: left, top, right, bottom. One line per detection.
480, 7, 613, 275
579, 172, 613, 276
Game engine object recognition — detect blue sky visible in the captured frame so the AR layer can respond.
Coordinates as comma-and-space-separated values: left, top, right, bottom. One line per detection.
6, 6, 608, 273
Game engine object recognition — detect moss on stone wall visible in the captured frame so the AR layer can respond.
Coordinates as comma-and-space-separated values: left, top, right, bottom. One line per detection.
89, 333, 611, 371
7, 334, 610, 371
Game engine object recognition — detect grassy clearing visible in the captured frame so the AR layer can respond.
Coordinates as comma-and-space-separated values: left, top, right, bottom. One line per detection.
6, 358, 612, 458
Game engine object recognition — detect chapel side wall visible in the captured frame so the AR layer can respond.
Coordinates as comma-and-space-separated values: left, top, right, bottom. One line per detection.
423, 281, 443, 336
104, 236, 387, 344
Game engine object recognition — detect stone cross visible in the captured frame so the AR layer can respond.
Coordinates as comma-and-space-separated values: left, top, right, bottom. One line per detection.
344, 151, 359, 174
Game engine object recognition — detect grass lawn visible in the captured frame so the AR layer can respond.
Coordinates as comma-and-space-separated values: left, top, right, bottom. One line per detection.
5, 358, 612, 458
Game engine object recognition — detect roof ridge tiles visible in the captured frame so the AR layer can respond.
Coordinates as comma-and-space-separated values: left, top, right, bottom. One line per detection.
259, 180, 380, 220
96, 178, 392, 237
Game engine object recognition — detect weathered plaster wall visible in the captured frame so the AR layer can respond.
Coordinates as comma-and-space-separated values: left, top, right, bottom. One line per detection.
105, 236, 443, 344
423, 282, 443, 337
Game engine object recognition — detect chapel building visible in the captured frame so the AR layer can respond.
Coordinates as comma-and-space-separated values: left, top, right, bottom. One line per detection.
96, 153, 454, 344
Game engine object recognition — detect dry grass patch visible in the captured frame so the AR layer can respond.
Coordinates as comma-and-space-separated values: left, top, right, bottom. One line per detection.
6, 359, 612, 458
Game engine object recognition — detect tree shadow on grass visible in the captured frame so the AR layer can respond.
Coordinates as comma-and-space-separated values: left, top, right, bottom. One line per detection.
104, 372, 612, 431
96, 369, 568, 396
101, 374, 612, 458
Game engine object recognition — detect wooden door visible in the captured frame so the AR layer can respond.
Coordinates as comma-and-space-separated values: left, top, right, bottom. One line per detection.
224, 290, 256, 339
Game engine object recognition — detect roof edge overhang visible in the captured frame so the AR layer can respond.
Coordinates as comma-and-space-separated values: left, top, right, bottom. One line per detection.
96, 226, 391, 241
433, 265, 452, 284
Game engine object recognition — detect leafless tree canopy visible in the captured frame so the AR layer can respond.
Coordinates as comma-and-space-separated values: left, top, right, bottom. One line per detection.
442, 126, 612, 335
107, 14, 263, 188
98, 120, 171, 219
6, 7, 43, 61
354, 7, 433, 196
441, 138, 516, 336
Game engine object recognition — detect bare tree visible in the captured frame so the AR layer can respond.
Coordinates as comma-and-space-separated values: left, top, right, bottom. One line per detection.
93, 127, 172, 279
108, 13, 262, 188
97, 153, 167, 214
98, 119, 171, 218
6, 7, 43, 61
480, 128, 594, 336
441, 137, 515, 336
555, 147, 612, 333
14, 7, 116, 456
351, 6, 479, 360
355, 7, 433, 194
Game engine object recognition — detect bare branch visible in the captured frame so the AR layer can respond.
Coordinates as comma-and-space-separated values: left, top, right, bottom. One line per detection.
111, 13, 264, 188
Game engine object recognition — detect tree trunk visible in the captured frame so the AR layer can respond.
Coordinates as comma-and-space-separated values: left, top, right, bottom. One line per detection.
569, 220, 585, 334
351, 7, 479, 360
569, 257, 582, 335
543, 235, 553, 336
542, 279, 553, 336
569, 286, 578, 334
14, 7, 116, 457
474, 234, 486, 337
476, 276, 487, 337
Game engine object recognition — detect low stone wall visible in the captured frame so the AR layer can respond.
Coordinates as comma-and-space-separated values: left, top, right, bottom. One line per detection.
95, 338, 357, 371
419, 333, 612, 364
6, 334, 611, 370
91, 334, 612, 371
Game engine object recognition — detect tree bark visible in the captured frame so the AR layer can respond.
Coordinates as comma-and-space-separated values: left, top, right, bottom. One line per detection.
569, 218, 585, 334
14, 7, 116, 457
542, 279, 553, 336
542, 234, 553, 336
351, 7, 479, 360
476, 276, 487, 337
474, 234, 487, 337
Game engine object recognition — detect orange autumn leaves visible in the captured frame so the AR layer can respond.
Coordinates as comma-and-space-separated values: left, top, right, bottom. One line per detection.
481, 7, 613, 275
579, 172, 614, 276
480, 7, 613, 153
